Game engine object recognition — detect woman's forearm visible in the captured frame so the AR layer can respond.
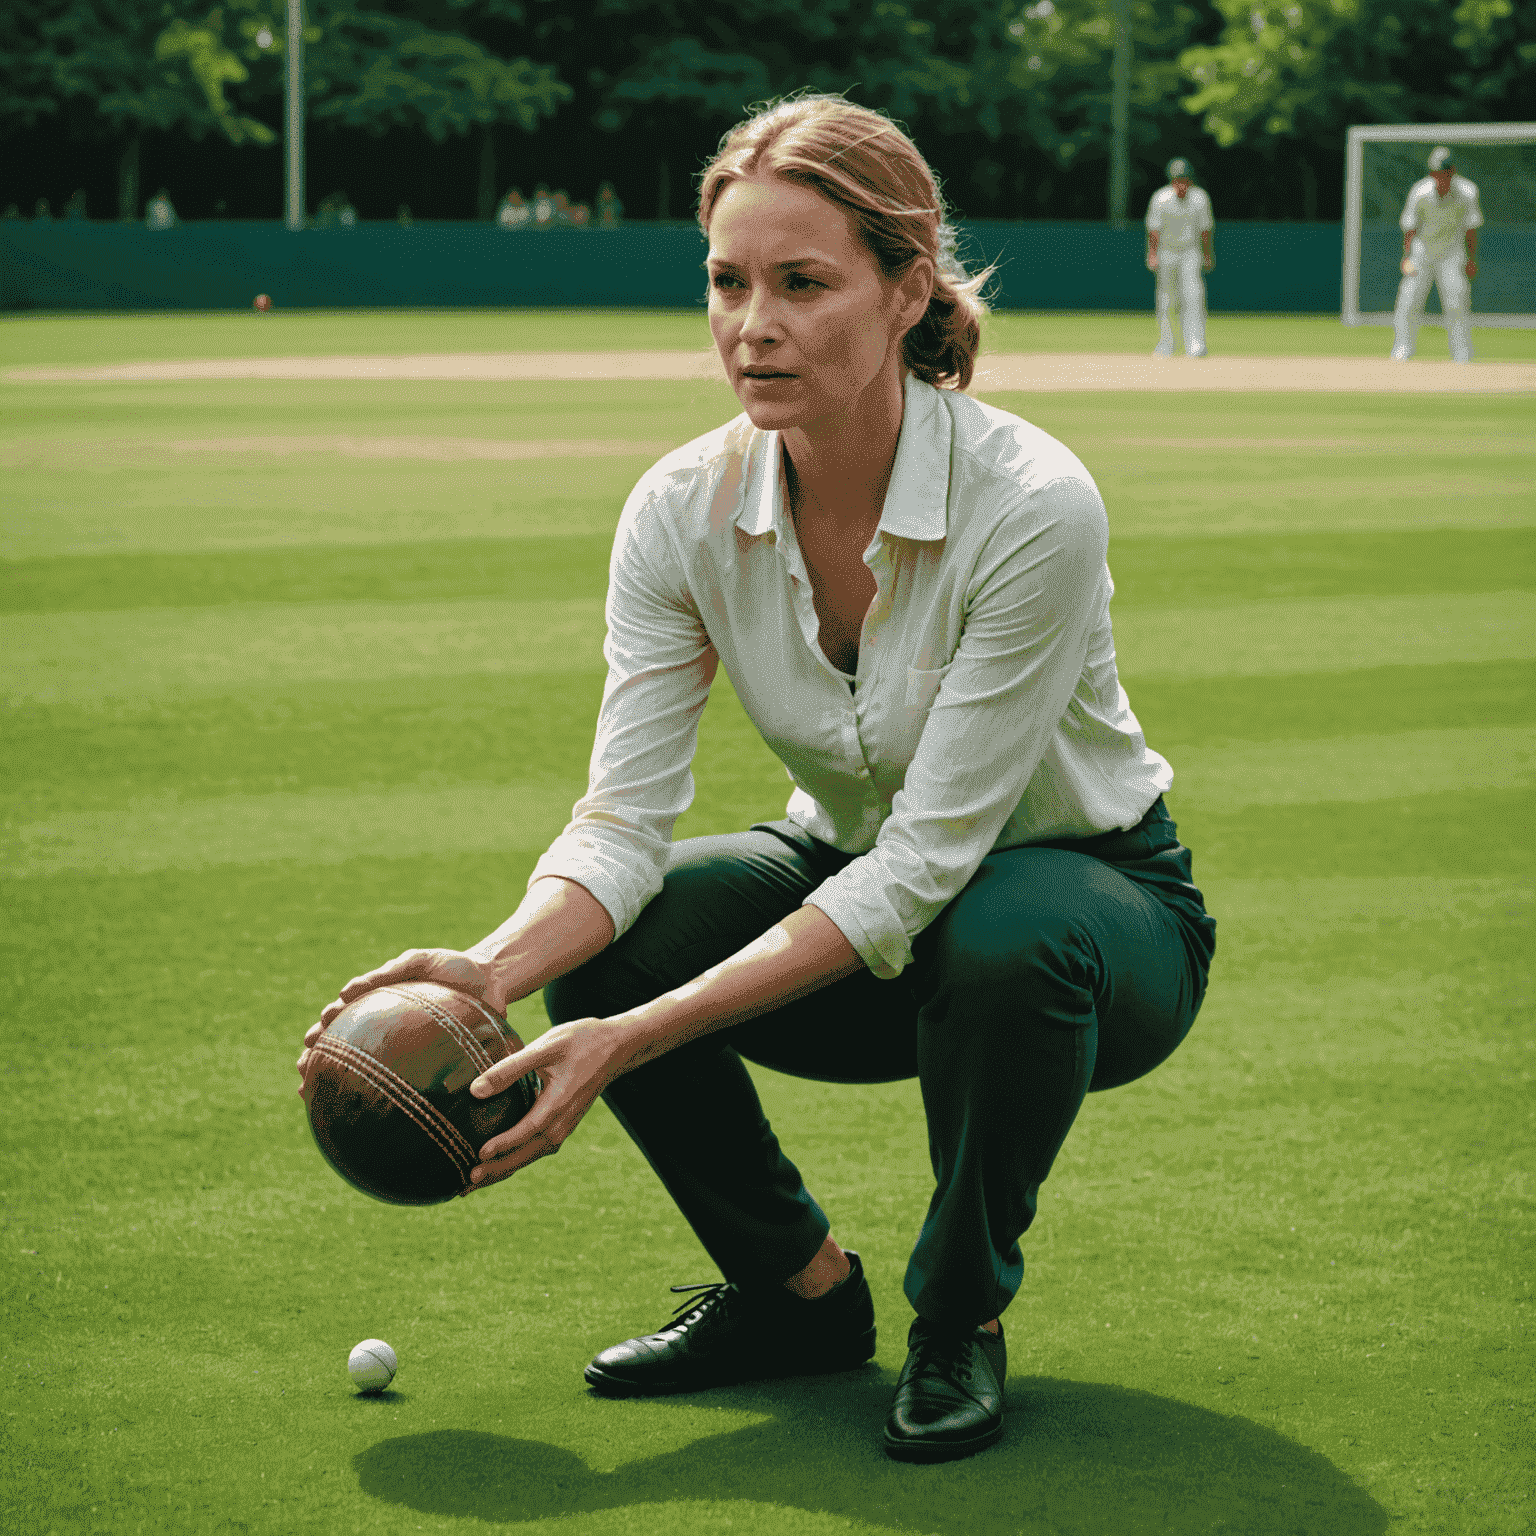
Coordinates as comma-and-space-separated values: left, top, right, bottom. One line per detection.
468, 876, 617, 1006
608, 905, 864, 1074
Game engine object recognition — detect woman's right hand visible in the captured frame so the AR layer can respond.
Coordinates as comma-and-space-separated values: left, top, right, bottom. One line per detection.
294, 878, 617, 1099
295, 948, 505, 1096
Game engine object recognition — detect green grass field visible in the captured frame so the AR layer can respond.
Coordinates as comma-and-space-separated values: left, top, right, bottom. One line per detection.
4, 307, 1536, 368
2, 310, 1532, 1536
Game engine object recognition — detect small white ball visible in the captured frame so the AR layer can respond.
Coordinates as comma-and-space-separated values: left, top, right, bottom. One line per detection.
348, 1338, 398, 1393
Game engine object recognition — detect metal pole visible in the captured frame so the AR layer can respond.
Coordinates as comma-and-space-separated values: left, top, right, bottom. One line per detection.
285, 0, 305, 229
1109, 0, 1131, 227
1341, 126, 1364, 326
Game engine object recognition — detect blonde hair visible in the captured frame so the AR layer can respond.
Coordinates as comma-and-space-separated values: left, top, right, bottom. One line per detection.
698, 95, 990, 392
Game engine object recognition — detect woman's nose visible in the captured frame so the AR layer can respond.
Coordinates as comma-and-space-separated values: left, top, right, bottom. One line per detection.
739, 286, 781, 346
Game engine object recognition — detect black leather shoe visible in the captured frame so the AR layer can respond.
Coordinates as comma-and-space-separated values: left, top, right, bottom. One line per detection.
882, 1318, 1006, 1462
584, 1251, 877, 1397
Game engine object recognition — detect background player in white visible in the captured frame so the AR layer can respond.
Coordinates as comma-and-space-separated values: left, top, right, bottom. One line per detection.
1144, 158, 1214, 357
1392, 146, 1482, 364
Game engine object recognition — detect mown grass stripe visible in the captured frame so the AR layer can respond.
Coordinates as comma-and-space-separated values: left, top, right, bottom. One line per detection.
4, 660, 1530, 815
4, 590, 1530, 706
1133, 659, 1536, 748
6, 527, 1530, 617
7, 727, 1526, 879
1094, 483, 1536, 540
1, 596, 608, 705
1, 535, 615, 615
2, 781, 580, 879
1206, 871, 1530, 935
1163, 725, 1533, 811
1173, 785, 1530, 880
4, 471, 639, 561
1114, 590, 1534, 682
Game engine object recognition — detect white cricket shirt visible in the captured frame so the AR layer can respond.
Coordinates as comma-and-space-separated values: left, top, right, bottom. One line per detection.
1145, 185, 1213, 252
530, 375, 1173, 979
1400, 175, 1483, 256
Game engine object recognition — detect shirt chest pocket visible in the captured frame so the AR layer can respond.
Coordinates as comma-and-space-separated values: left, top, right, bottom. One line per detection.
905, 662, 953, 711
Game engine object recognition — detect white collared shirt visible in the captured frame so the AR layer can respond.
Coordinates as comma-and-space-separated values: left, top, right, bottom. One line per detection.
1400, 175, 1483, 256
1145, 185, 1213, 252
529, 375, 1172, 979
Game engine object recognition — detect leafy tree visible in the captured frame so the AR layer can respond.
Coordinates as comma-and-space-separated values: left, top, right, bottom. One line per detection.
450, 0, 1221, 217
1, 0, 567, 219
0, 1, 261, 217
301, 1, 571, 213
154, 13, 278, 146
6, 0, 1525, 222
188, 0, 569, 141
586, 0, 984, 131
0, 4, 67, 134
1181, 0, 1536, 147
1000, 0, 1219, 214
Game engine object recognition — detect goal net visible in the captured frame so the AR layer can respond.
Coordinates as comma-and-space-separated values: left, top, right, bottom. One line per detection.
1343, 123, 1536, 329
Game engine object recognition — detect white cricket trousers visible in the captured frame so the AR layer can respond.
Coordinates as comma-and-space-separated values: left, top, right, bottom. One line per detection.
1393, 249, 1473, 363
1156, 248, 1206, 356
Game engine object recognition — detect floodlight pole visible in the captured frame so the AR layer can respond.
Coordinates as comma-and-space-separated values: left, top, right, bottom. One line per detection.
285, 0, 305, 230
1108, 0, 1131, 227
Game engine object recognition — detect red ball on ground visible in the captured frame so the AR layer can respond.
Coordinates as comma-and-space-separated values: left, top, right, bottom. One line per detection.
303, 982, 540, 1205
253, 293, 272, 311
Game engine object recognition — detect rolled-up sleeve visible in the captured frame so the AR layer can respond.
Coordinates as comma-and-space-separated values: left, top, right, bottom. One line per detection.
804, 472, 1108, 978
528, 481, 717, 937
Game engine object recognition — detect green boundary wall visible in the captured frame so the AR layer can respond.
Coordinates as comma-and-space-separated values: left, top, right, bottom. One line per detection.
0, 218, 1347, 313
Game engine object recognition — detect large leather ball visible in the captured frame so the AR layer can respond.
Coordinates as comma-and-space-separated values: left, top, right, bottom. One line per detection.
303, 981, 540, 1206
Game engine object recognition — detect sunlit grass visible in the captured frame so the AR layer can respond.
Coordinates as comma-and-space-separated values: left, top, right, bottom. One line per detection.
2, 314, 1532, 1535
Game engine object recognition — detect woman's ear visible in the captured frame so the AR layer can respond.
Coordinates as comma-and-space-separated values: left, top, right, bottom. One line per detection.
894, 256, 936, 338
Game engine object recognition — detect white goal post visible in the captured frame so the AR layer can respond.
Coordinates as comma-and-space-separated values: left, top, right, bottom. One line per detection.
1343, 122, 1536, 329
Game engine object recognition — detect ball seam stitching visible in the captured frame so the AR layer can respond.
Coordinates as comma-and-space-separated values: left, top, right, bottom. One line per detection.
317, 1039, 474, 1181
313, 1035, 476, 1183
315, 1036, 472, 1171
383, 984, 498, 1076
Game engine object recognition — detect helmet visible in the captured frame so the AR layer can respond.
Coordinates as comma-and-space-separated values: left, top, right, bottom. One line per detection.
1427, 146, 1454, 172
1166, 158, 1193, 181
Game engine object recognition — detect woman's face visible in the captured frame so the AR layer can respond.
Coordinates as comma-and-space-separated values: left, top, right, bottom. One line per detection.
706, 174, 930, 433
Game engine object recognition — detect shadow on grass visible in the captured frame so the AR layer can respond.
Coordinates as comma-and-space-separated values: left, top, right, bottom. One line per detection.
355, 1369, 1386, 1534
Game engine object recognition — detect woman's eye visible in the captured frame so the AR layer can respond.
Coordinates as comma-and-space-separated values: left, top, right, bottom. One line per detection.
785, 273, 821, 292
711, 272, 742, 291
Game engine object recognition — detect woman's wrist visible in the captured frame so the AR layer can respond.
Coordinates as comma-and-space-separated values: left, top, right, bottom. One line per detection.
464, 934, 542, 1011
603, 907, 865, 1078
605, 996, 706, 1077
466, 876, 617, 1011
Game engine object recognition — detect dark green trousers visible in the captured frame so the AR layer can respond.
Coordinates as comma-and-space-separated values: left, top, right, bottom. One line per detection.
545, 797, 1215, 1329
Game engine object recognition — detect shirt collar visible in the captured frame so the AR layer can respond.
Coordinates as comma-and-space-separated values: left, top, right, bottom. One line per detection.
880, 375, 950, 542
734, 373, 951, 543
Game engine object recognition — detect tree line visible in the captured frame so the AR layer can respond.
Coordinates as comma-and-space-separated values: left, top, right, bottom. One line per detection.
3, 0, 1531, 224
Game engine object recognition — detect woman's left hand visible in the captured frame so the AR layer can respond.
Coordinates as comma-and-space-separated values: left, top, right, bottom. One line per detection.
467, 1017, 630, 1189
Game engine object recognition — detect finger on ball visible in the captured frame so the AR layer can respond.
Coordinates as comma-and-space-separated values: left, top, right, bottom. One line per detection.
480, 1126, 530, 1162
470, 1060, 517, 1096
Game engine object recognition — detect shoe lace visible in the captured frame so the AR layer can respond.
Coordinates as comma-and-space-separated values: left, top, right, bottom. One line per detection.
664, 1279, 736, 1332
909, 1328, 979, 1389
